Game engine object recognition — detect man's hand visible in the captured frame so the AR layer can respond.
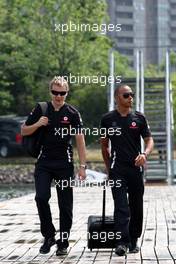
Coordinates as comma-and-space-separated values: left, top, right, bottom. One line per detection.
135, 154, 146, 167
21, 116, 49, 136
36, 116, 49, 127
77, 167, 86, 181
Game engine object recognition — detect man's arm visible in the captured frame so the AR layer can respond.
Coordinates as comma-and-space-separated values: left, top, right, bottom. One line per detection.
75, 134, 86, 180
135, 136, 154, 166
143, 136, 154, 156
21, 117, 49, 136
100, 137, 110, 174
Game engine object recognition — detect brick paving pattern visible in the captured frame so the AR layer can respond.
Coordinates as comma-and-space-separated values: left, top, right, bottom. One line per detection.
0, 185, 176, 263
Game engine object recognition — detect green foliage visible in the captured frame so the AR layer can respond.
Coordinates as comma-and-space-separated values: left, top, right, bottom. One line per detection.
170, 52, 176, 144
144, 64, 163, 77
170, 51, 176, 68
0, 0, 133, 144
0, 90, 14, 114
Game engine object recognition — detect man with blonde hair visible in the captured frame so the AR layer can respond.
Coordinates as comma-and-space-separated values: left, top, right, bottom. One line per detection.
21, 76, 86, 256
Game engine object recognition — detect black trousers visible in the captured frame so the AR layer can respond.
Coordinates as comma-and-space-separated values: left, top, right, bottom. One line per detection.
34, 160, 74, 244
109, 165, 144, 246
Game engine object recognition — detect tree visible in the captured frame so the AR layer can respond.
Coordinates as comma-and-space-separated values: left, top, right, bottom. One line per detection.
0, 0, 132, 144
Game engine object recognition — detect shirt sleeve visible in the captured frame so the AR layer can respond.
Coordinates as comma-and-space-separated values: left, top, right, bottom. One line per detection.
25, 104, 42, 126
71, 111, 83, 134
140, 115, 152, 139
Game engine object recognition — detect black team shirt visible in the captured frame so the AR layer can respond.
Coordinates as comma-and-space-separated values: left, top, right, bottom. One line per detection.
100, 110, 151, 168
25, 102, 83, 167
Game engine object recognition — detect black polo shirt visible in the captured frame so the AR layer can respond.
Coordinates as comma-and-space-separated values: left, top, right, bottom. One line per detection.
100, 110, 151, 167
25, 102, 83, 165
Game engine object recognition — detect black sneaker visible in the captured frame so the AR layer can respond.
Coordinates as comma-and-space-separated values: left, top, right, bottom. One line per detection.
129, 238, 140, 253
39, 237, 56, 254
56, 240, 69, 256
115, 245, 127, 256
56, 247, 68, 256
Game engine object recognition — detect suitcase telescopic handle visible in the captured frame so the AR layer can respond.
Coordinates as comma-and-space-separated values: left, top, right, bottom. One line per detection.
102, 182, 106, 226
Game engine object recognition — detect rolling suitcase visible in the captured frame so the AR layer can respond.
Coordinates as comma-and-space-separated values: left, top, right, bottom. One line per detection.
87, 185, 120, 250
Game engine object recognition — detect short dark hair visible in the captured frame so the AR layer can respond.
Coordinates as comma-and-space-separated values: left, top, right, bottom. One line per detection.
114, 84, 130, 97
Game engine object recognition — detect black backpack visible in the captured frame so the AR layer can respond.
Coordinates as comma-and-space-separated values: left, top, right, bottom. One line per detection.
22, 102, 48, 158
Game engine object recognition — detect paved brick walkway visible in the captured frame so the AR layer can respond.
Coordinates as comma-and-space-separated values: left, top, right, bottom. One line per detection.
0, 185, 176, 263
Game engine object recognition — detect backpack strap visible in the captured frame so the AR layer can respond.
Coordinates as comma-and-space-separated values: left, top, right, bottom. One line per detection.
32, 102, 48, 158
38, 102, 48, 116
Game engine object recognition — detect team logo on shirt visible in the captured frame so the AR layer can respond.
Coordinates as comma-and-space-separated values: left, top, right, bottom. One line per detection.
61, 116, 70, 124
129, 121, 138, 129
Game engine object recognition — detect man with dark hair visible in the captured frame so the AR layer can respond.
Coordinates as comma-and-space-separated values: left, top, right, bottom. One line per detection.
21, 76, 86, 256
100, 84, 154, 256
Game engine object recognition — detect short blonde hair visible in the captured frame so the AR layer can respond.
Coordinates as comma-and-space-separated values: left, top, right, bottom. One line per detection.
49, 76, 69, 91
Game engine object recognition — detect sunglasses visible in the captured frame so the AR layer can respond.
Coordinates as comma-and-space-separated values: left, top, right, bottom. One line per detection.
122, 92, 135, 99
51, 90, 67, 96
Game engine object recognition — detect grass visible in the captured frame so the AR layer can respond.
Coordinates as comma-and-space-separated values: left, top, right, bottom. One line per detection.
1, 148, 176, 165
74, 147, 103, 162
0, 147, 103, 165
